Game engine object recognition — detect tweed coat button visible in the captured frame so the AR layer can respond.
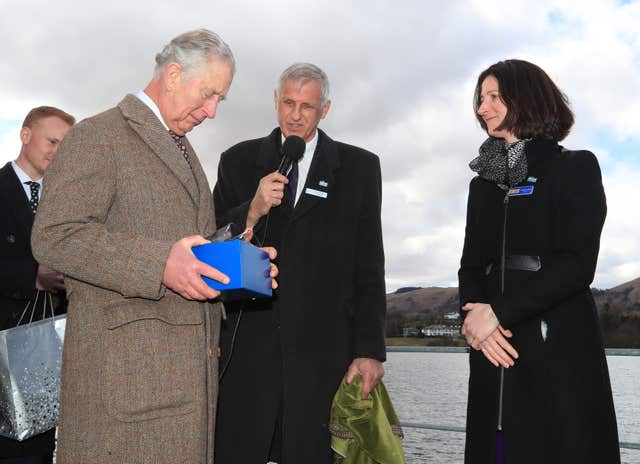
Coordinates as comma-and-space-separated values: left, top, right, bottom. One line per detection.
6, 234, 16, 244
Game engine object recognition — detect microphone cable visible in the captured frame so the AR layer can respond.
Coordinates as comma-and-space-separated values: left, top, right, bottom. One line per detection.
219, 135, 305, 382
219, 219, 268, 383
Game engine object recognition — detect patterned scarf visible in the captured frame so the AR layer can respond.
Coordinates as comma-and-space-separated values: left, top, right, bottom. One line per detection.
469, 137, 529, 190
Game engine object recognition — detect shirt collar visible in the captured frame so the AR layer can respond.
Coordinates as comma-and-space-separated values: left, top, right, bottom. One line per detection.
135, 90, 169, 130
280, 130, 319, 162
12, 161, 42, 185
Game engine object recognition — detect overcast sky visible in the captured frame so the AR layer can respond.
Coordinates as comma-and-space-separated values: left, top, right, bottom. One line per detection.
1, 0, 638, 291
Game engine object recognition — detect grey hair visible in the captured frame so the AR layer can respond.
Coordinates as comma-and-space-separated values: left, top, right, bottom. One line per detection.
154, 28, 235, 80
278, 63, 330, 106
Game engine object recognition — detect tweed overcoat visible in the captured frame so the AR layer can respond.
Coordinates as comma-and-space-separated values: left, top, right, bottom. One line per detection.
31, 95, 222, 464
459, 139, 620, 463
213, 128, 387, 464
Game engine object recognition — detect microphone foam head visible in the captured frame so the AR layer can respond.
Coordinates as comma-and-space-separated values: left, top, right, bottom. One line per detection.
282, 135, 306, 161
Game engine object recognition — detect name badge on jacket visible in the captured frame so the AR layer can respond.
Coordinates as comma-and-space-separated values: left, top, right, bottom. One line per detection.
305, 187, 328, 199
508, 185, 534, 196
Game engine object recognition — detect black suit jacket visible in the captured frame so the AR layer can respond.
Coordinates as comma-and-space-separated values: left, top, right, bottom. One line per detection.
0, 162, 40, 328
213, 128, 386, 464
0, 161, 56, 457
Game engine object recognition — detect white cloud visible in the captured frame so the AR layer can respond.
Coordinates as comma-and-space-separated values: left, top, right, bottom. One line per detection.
597, 163, 640, 287
0, 0, 637, 291
0, 126, 21, 165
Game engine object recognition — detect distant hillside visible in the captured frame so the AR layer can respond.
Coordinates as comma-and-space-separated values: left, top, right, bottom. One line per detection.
386, 277, 640, 348
386, 287, 460, 339
593, 277, 640, 308
387, 286, 458, 317
594, 277, 640, 348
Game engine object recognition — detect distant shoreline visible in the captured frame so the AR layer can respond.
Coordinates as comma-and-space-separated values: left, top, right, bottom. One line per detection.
385, 337, 640, 351
386, 336, 467, 347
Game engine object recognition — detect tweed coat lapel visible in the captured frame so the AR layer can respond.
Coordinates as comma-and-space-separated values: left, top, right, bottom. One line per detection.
0, 162, 34, 238
183, 137, 215, 233
117, 94, 200, 207
291, 129, 339, 223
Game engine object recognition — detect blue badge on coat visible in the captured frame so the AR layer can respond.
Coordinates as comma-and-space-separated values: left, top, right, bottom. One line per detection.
508, 185, 534, 196
527, 176, 538, 183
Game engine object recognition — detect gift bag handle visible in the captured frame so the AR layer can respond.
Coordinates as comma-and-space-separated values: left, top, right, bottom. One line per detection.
16, 290, 55, 326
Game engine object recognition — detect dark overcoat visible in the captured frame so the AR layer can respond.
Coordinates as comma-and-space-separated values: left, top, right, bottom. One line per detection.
459, 139, 620, 463
213, 128, 386, 464
0, 162, 56, 457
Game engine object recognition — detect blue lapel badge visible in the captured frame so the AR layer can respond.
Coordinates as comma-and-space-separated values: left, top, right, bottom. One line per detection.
508, 185, 534, 196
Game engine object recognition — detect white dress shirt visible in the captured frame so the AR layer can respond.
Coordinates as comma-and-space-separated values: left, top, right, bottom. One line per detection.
135, 90, 169, 130
282, 131, 318, 205
12, 161, 42, 201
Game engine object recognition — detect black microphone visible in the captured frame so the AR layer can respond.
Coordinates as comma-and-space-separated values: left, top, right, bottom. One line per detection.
277, 135, 306, 175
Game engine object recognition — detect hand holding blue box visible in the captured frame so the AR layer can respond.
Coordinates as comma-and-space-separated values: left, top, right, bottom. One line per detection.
192, 240, 272, 299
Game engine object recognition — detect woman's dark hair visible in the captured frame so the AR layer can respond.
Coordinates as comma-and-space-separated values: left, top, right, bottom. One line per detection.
473, 59, 574, 141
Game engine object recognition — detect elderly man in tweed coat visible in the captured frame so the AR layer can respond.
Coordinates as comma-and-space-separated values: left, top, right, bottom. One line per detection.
31, 29, 247, 463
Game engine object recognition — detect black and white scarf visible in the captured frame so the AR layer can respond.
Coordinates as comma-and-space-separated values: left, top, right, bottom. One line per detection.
469, 137, 529, 190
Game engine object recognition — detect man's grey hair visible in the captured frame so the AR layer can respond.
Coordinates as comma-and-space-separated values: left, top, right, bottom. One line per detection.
278, 63, 330, 106
154, 29, 236, 80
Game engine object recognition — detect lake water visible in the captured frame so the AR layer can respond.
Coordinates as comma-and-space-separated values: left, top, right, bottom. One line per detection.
384, 352, 640, 464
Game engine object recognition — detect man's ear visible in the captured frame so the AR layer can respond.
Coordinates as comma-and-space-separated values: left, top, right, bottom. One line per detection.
273, 89, 279, 110
320, 99, 332, 119
164, 62, 183, 93
20, 126, 31, 145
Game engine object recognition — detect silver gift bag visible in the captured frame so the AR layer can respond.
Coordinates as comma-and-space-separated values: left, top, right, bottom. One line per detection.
0, 292, 66, 441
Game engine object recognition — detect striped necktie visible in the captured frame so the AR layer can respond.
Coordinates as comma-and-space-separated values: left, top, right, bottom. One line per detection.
287, 161, 299, 204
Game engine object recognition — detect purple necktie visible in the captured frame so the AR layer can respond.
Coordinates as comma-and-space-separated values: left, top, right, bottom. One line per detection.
169, 130, 191, 166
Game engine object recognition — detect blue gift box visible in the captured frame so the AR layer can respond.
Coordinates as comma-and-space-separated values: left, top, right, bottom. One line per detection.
192, 240, 272, 299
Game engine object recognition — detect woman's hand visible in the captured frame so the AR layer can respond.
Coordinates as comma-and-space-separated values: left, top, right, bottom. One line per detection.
461, 302, 500, 349
462, 303, 519, 367
479, 326, 519, 368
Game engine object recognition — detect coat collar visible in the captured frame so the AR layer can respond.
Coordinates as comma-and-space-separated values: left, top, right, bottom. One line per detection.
525, 138, 562, 166
255, 127, 283, 172
256, 128, 340, 222
117, 94, 200, 206
0, 162, 34, 234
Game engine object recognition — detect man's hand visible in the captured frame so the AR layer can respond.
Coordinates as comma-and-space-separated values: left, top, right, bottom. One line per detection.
261, 246, 279, 289
35, 264, 65, 291
478, 326, 519, 368
246, 172, 288, 229
345, 357, 384, 399
162, 235, 229, 300
461, 302, 500, 349
240, 228, 254, 243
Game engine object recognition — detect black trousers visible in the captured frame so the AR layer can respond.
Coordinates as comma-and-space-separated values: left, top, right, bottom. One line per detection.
0, 430, 55, 462
0, 454, 53, 464
268, 404, 282, 462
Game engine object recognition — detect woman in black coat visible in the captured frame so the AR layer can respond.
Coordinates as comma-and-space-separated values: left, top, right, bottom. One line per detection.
459, 59, 620, 463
